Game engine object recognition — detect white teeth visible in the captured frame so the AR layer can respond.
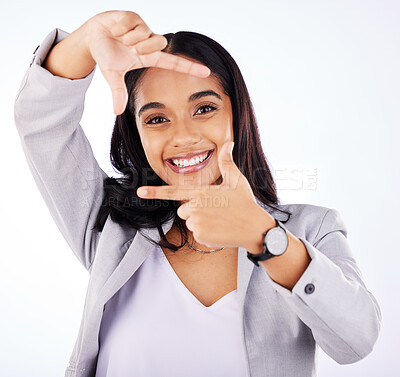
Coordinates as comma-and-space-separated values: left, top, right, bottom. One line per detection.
172, 151, 209, 167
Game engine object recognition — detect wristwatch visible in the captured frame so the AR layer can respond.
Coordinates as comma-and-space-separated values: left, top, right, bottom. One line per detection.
247, 218, 289, 267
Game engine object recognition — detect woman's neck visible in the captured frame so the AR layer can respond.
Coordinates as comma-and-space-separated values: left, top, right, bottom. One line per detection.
162, 223, 237, 259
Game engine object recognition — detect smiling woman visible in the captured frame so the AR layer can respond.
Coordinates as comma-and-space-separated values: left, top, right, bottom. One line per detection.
14, 9, 381, 377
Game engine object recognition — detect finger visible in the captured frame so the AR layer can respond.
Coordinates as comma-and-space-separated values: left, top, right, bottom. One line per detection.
119, 23, 155, 47
100, 68, 128, 115
129, 34, 168, 55
177, 202, 190, 220
137, 185, 200, 201
185, 217, 194, 232
137, 51, 211, 78
218, 141, 240, 186
110, 12, 143, 37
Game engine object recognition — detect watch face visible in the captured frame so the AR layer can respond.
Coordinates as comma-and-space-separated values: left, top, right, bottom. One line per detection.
265, 227, 288, 255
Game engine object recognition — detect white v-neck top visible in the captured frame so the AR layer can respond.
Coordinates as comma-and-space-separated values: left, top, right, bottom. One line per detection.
95, 244, 250, 377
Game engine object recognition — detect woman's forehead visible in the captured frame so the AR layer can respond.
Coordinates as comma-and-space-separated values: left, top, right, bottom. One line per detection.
139, 67, 221, 91
134, 68, 226, 106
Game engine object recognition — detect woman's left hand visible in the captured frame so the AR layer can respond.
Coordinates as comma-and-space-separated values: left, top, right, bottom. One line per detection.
136, 141, 273, 249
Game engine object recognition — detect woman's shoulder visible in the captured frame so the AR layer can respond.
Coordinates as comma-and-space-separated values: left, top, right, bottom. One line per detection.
278, 202, 332, 219
257, 200, 346, 245
256, 198, 333, 222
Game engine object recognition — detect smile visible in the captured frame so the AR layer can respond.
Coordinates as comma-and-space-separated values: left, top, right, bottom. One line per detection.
166, 149, 214, 174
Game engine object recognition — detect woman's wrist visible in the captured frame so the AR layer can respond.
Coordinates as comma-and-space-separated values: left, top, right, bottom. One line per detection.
243, 207, 276, 255
42, 22, 96, 79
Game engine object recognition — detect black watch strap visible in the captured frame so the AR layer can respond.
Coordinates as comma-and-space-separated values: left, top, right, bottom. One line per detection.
247, 248, 276, 267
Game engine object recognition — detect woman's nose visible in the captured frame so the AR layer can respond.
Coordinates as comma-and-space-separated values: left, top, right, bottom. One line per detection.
171, 119, 201, 146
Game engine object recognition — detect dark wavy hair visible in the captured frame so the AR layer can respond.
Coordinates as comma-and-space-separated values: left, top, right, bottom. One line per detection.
91, 30, 291, 252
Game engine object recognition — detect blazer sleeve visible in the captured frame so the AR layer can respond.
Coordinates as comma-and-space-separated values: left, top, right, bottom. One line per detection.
14, 28, 108, 271
263, 208, 382, 365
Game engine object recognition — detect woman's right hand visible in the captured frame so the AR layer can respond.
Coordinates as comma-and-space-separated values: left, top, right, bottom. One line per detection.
81, 11, 211, 115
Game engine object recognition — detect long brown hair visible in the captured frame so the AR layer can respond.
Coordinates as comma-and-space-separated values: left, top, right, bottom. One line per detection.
91, 30, 291, 251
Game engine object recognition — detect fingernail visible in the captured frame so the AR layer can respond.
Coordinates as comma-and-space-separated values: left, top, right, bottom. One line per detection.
198, 66, 211, 77
138, 188, 147, 196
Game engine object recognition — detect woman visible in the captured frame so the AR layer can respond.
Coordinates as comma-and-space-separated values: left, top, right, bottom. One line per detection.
14, 10, 381, 377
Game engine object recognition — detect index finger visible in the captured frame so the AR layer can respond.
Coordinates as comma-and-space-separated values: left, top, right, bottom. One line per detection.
135, 50, 211, 78
137, 185, 202, 201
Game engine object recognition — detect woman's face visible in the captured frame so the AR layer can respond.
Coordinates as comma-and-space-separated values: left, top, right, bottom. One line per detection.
134, 59, 234, 188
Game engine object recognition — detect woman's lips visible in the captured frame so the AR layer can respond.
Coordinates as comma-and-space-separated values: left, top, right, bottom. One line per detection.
166, 149, 214, 174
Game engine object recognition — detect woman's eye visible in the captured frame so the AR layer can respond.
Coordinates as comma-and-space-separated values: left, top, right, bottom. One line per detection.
145, 105, 217, 125
196, 104, 217, 115
145, 116, 167, 125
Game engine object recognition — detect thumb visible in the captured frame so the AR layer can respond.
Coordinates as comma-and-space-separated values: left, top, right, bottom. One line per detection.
101, 68, 128, 115
218, 141, 239, 185
223, 141, 235, 162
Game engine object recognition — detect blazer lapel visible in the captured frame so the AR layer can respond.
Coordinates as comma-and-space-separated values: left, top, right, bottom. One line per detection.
98, 216, 175, 306
237, 246, 255, 310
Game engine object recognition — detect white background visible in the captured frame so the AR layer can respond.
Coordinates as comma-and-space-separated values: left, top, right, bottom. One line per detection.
1, 0, 398, 376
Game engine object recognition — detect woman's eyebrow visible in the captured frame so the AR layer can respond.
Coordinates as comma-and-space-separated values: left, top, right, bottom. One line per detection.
188, 90, 222, 102
137, 90, 222, 118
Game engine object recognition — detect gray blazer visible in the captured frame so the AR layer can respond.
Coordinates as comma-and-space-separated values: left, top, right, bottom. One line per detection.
14, 28, 381, 377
